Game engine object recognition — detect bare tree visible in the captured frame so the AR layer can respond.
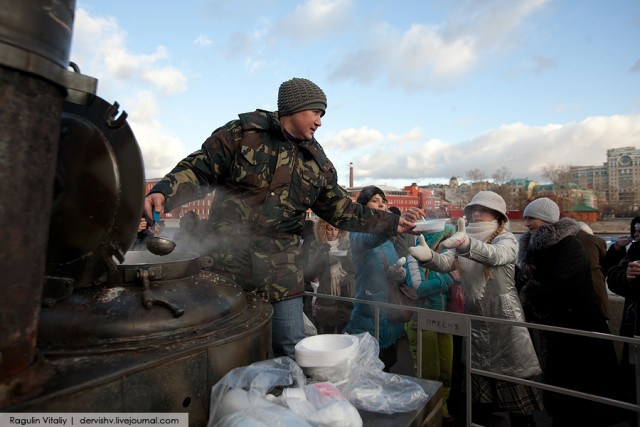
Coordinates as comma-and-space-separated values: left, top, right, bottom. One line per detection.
540, 164, 574, 213
541, 164, 572, 185
465, 168, 488, 193
491, 166, 512, 185
489, 167, 514, 207
466, 168, 486, 182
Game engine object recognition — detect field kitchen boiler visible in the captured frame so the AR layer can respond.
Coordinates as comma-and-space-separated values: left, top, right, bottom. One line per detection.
0, 1, 272, 425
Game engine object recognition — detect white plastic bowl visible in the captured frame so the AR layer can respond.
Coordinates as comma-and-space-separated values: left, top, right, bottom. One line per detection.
295, 334, 358, 368
413, 218, 446, 233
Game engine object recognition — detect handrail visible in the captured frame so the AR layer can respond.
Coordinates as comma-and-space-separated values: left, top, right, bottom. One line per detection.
304, 291, 640, 427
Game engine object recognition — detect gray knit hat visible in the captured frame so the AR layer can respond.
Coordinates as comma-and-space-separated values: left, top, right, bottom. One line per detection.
277, 78, 327, 117
523, 197, 560, 224
464, 191, 508, 222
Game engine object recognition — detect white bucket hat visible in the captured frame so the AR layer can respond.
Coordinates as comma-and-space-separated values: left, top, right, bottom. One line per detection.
464, 191, 508, 222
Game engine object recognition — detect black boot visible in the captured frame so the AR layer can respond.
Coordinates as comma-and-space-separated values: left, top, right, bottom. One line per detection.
509, 412, 536, 427
472, 403, 493, 426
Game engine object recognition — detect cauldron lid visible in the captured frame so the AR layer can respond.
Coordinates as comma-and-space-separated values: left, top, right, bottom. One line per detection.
121, 250, 200, 266
45, 97, 144, 289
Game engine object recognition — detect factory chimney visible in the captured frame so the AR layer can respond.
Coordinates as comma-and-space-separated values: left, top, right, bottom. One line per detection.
349, 162, 354, 188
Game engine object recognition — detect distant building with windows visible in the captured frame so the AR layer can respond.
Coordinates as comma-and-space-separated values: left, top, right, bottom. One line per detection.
144, 178, 214, 221
570, 146, 640, 214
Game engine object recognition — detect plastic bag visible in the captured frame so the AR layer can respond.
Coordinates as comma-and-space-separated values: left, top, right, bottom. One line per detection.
216, 388, 311, 427
302, 382, 362, 427
208, 335, 429, 425
304, 313, 318, 337
337, 333, 429, 414
339, 369, 428, 414
279, 383, 362, 427
300, 332, 381, 384
208, 357, 311, 427
208, 356, 361, 427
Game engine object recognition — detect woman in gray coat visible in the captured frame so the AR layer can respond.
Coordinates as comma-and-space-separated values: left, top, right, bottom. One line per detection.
410, 191, 542, 427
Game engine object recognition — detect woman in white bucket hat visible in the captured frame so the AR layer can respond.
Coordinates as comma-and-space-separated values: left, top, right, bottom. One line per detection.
410, 191, 542, 427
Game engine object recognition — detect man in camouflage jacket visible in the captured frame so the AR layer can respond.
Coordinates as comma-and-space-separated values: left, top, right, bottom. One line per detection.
145, 78, 421, 357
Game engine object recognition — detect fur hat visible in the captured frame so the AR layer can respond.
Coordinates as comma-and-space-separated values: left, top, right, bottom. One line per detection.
523, 197, 560, 224
356, 185, 387, 205
277, 78, 327, 117
464, 191, 508, 222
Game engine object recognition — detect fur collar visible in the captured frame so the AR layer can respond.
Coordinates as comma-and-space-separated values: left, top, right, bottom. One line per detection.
518, 218, 580, 266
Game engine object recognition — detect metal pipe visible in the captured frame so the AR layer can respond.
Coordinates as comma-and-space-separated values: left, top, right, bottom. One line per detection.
0, 0, 76, 407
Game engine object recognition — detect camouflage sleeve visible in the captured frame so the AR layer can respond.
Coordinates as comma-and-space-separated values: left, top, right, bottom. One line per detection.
311, 174, 399, 237
148, 124, 236, 211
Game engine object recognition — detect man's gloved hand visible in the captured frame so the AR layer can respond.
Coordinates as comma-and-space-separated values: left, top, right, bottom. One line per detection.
440, 218, 470, 252
409, 235, 434, 262
387, 257, 407, 283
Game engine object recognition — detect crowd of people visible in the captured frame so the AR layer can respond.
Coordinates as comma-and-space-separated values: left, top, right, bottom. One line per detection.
136, 76, 635, 426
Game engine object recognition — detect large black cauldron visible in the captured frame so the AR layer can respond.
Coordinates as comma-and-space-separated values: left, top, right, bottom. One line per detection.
5, 68, 272, 427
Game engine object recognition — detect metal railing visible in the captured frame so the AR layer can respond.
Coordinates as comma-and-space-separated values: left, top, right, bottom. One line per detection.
305, 291, 640, 427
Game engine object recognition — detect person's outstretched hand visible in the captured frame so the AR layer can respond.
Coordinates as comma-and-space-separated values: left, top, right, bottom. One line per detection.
409, 235, 434, 262
440, 218, 470, 252
397, 207, 426, 235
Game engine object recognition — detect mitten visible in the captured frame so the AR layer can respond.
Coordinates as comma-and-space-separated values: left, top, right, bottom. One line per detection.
387, 257, 407, 283
409, 235, 434, 262
440, 218, 470, 252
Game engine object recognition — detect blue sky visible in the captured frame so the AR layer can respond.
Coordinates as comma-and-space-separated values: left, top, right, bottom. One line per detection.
71, 0, 640, 188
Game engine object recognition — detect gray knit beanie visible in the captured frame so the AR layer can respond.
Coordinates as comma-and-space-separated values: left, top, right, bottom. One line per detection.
277, 78, 327, 117
464, 191, 508, 222
523, 197, 560, 224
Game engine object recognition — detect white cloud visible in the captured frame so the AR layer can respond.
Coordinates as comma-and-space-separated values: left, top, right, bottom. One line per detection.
126, 93, 185, 179
71, 8, 188, 180
143, 66, 188, 95
388, 127, 424, 142
73, 8, 187, 95
323, 127, 384, 150
329, 0, 550, 91
276, 0, 354, 42
194, 35, 212, 46
346, 113, 640, 184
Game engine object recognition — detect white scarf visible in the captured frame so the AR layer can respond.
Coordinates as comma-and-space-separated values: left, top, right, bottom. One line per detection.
460, 220, 499, 299
466, 220, 499, 243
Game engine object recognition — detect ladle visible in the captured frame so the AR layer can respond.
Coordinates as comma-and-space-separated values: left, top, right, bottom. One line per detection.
145, 211, 176, 256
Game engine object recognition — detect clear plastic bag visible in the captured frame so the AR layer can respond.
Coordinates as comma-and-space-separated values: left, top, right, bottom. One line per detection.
208, 357, 311, 427
337, 333, 429, 414
302, 382, 362, 427
208, 357, 362, 427
208, 334, 429, 426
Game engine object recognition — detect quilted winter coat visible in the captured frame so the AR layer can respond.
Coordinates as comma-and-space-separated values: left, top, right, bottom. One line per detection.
422, 230, 542, 379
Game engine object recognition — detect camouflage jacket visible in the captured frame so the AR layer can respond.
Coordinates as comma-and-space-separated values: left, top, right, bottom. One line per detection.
149, 110, 399, 302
